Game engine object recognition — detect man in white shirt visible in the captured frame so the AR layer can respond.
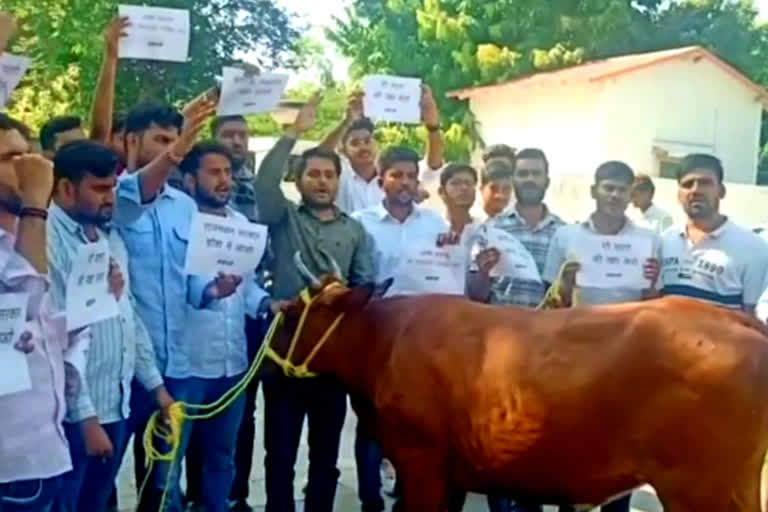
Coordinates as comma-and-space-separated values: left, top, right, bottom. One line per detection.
659, 154, 768, 314
629, 174, 674, 236
319, 88, 444, 214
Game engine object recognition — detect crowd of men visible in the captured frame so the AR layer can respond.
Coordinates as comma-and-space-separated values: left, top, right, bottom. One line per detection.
3, 10, 768, 512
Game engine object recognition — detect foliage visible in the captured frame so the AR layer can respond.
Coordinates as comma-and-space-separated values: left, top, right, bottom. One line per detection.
327, 0, 768, 162
4, 0, 300, 130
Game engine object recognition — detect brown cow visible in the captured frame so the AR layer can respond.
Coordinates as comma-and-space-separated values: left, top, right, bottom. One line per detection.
266, 274, 768, 512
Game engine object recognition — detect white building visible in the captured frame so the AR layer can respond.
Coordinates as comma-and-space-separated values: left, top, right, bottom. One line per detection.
448, 46, 768, 184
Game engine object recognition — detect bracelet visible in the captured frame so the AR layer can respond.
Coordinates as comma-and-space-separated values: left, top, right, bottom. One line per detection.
19, 207, 48, 220
425, 123, 440, 133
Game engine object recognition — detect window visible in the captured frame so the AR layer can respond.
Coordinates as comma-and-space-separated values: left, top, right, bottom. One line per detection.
659, 158, 681, 179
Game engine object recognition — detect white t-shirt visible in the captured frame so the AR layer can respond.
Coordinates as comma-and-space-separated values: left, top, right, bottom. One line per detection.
543, 218, 659, 306
629, 203, 675, 236
660, 220, 768, 310
335, 156, 442, 215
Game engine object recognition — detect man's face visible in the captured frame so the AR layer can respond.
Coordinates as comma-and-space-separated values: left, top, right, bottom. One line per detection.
592, 179, 631, 219
216, 120, 249, 165
481, 178, 513, 218
678, 169, 723, 220
631, 188, 653, 211
512, 157, 548, 206
343, 128, 375, 169
131, 123, 180, 167
297, 156, 339, 208
67, 174, 117, 225
191, 153, 233, 209
379, 161, 420, 207
439, 171, 476, 211
0, 128, 30, 215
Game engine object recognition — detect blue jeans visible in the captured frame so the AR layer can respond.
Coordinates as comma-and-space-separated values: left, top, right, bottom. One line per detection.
58, 420, 129, 512
155, 375, 246, 512
0, 476, 63, 512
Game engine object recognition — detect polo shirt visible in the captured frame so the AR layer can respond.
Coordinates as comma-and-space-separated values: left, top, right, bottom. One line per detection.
543, 217, 659, 306
660, 220, 768, 310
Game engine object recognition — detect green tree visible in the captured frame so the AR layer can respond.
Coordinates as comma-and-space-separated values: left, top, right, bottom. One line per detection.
5, 0, 300, 130
328, 0, 768, 161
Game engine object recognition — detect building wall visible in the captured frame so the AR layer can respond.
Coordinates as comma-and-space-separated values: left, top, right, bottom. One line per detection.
598, 57, 762, 184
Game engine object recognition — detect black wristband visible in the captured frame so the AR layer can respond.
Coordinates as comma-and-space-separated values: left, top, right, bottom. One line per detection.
19, 207, 48, 220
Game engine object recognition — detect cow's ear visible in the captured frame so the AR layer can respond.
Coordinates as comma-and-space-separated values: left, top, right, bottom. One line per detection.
333, 283, 377, 312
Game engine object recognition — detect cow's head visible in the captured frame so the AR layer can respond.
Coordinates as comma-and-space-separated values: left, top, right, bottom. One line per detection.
263, 251, 392, 378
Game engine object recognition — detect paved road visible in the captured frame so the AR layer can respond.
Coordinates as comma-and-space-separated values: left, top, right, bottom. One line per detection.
117, 390, 662, 512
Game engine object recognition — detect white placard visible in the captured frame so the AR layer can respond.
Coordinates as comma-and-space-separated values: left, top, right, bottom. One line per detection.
118, 5, 190, 62
0, 293, 31, 397
393, 243, 467, 296
573, 233, 653, 289
217, 68, 289, 117
66, 241, 119, 331
184, 212, 268, 276
0, 54, 31, 108
484, 227, 542, 282
363, 75, 422, 124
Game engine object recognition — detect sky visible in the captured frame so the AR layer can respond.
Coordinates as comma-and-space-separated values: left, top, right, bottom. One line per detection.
267, 0, 768, 86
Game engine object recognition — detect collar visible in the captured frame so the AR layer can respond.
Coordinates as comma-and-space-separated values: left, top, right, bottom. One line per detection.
506, 204, 559, 229
50, 203, 86, 237
679, 218, 730, 239
297, 202, 344, 222
582, 214, 634, 235
375, 202, 420, 222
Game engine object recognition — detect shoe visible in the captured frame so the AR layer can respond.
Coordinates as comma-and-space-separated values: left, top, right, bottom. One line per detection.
229, 499, 254, 512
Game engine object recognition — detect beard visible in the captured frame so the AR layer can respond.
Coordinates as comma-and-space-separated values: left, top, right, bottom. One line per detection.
0, 185, 22, 216
195, 185, 230, 209
514, 184, 545, 205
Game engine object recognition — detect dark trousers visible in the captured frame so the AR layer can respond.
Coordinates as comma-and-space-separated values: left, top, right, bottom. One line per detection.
354, 422, 385, 512
185, 316, 267, 505
58, 420, 130, 512
129, 383, 159, 512
263, 375, 347, 512
0, 477, 63, 512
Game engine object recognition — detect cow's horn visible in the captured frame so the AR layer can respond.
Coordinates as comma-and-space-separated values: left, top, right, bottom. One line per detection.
322, 249, 344, 282
293, 250, 321, 287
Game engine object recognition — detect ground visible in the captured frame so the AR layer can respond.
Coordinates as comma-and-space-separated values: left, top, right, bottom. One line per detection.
117, 390, 662, 512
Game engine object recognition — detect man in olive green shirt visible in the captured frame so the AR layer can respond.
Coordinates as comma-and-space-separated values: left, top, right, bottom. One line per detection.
254, 95, 374, 512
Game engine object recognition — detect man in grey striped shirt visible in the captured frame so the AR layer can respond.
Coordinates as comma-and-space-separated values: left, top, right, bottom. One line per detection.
46, 140, 174, 512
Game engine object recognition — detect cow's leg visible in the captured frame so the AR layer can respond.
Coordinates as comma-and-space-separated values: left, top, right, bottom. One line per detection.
391, 453, 451, 512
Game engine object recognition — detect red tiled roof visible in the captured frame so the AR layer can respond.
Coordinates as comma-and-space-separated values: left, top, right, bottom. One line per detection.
447, 46, 768, 106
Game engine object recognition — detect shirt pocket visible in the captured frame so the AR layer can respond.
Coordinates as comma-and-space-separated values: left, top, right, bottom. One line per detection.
170, 224, 190, 267
120, 215, 155, 259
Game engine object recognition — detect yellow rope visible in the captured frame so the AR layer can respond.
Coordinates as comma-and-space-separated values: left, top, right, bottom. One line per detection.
139, 284, 344, 510
536, 260, 580, 310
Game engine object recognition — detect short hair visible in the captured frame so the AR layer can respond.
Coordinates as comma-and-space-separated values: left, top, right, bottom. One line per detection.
179, 140, 233, 177
440, 163, 478, 187
378, 146, 420, 177
482, 144, 516, 163
0, 113, 31, 140
112, 114, 126, 135
633, 173, 655, 193
297, 147, 342, 178
594, 161, 635, 185
124, 102, 183, 135
53, 140, 118, 185
481, 158, 515, 186
211, 115, 247, 136
39, 116, 82, 151
342, 117, 375, 144
678, 153, 724, 183
514, 148, 549, 174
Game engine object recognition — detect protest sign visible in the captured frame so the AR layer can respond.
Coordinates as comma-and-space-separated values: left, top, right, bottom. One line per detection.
66, 241, 119, 331
573, 233, 653, 289
363, 75, 422, 124
484, 227, 542, 282
0, 292, 31, 397
184, 212, 268, 276
393, 243, 467, 296
0, 53, 30, 108
118, 5, 190, 62
217, 68, 289, 117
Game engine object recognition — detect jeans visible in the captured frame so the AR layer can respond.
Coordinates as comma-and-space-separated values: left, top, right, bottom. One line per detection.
354, 421, 385, 512
58, 420, 130, 512
155, 375, 246, 512
263, 375, 347, 512
0, 476, 63, 512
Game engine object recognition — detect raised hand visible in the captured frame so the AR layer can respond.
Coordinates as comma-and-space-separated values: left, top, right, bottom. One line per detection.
171, 100, 216, 159
13, 154, 54, 208
420, 84, 440, 128
104, 16, 130, 59
289, 92, 323, 136
345, 91, 364, 123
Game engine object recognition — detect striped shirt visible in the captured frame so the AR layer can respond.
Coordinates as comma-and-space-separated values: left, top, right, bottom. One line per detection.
661, 220, 768, 310
47, 203, 163, 424
490, 206, 566, 308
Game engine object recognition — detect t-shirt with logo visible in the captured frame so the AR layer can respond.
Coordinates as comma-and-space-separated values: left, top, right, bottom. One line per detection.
660, 220, 768, 310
